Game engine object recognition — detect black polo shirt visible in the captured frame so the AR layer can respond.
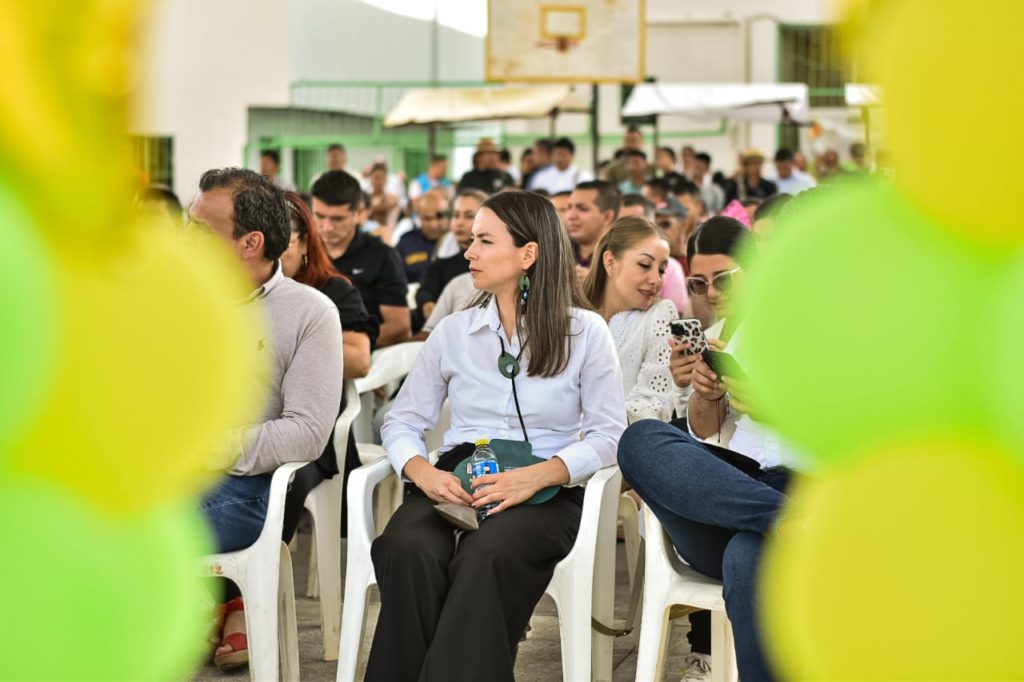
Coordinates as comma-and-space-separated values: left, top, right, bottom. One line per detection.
457, 169, 516, 194
724, 177, 778, 204
416, 252, 470, 309
659, 171, 689, 195
330, 230, 408, 324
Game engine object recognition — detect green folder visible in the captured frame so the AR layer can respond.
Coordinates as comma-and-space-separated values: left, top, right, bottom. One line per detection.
453, 438, 561, 505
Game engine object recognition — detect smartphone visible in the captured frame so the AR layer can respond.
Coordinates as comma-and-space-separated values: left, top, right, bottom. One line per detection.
669, 318, 708, 355
700, 350, 747, 381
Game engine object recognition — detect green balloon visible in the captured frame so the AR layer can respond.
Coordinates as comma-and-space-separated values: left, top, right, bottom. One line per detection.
738, 179, 1004, 467
0, 186, 58, 448
0, 479, 213, 680
986, 254, 1024, 462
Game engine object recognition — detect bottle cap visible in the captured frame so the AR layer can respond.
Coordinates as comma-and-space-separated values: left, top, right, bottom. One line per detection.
475, 438, 490, 446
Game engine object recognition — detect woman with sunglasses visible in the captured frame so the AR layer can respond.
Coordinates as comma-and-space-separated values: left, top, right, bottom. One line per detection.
618, 216, 804, 682
669, 216, 749, 416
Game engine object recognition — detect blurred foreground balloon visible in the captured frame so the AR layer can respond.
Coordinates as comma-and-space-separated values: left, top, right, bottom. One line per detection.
852, 0, 1024, 244
739, 180, 1006, 466
0, 0, 148, 249
0, 478, 212, 680
0, 187, 57, 447
762, 440, 1024, 680
8, 224, 269, 512
985, 251, 1024, 459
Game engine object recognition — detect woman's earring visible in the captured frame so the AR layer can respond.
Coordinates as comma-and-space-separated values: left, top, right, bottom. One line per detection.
302, 254, 308, 268
519, 272, 530, 308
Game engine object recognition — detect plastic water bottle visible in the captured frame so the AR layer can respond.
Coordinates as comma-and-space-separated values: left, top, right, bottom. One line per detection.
470, 438, 499, 520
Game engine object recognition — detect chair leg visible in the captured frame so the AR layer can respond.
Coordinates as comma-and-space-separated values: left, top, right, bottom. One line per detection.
278, 543, 300, 681
242, 561, 281, 682
635, 588, 671, 682
337, 574, 374, 680
555, 579, 593, 682
312, 488, 343, 661
593, 518, 618, 681
306, 530, 319, 598
618, 494, 642, 590
711, 610, 739, 682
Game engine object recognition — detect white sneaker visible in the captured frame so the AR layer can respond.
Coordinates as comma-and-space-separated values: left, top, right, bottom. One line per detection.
679, 652, 711, 681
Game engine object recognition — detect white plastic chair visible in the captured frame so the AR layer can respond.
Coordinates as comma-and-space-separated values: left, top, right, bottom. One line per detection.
200, 462, 304, 682
618, 493, 643, 592
351, 342, 426, 532
351, 341, 424, 445
634, 505, 739, 682
302, 379, 360, 660
405, 282, 420, 309
336, 458, 621, 682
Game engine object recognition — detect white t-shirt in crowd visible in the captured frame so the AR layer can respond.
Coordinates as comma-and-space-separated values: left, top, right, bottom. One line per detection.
527, 164, 593, 194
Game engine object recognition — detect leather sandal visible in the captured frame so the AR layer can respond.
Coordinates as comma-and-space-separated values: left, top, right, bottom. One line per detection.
213, 597, 249, 671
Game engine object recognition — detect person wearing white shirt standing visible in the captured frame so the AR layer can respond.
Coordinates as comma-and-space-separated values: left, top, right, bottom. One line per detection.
619, 216, 803, 682
772, 148, 817, 196
367, 190, 627, 682
526, 136, 593, 194
583, 217, 677, 423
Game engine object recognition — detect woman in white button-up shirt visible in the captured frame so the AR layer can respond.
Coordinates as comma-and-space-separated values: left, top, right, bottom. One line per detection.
366, 191, 627, 682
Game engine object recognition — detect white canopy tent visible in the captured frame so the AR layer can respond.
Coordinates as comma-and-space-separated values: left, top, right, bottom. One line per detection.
621, 82, 811, 123
845, 83, 882, 107
383, 84, 590, 127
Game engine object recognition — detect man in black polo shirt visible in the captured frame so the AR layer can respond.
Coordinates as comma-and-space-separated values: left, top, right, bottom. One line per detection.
311, 170, 411, 347
724, 148, 778, 205
457, 138, 515, 194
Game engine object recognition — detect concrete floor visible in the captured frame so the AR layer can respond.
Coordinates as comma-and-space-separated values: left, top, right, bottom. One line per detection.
192, 526, 697, 681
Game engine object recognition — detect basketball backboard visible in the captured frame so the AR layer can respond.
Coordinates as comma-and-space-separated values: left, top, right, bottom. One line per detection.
486, 0, 646, 83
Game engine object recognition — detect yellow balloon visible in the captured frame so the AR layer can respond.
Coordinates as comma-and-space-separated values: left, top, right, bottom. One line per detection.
857, 0, 1024, 244
762, 440, 1024, 680
9, 224, 270, 513
0, 0, 148, 247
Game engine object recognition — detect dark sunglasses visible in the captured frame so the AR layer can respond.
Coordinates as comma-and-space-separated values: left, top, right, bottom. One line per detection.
685, 267, 741, 296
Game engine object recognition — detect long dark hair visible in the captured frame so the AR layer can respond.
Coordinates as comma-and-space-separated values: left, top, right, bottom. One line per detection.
583, 217, 667, 309
477, 191, 589, 378
686, 216, 755, 267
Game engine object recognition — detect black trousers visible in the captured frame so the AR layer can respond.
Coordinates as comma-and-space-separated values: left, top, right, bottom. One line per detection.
365, 446, 584, 682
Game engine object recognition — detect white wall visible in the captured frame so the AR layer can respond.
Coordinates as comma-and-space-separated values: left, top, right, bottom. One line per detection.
132, 0, 292, 201
133, 0, 842, 194
289, 0, 483, 82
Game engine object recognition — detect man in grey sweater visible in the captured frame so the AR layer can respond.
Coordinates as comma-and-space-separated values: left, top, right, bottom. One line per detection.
190, 168, 343, 669
189, 168, 342, 549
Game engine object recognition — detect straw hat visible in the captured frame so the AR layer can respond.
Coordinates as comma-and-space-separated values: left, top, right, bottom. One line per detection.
476, 138, 500, 154
739, 147, 766, 162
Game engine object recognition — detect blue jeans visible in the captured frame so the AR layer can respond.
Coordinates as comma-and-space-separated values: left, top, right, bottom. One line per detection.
199, 474, 272, 554
618, 420, 793, 682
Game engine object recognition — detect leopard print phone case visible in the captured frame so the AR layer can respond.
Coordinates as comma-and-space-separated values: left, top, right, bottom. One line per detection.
669, 318, 709, 355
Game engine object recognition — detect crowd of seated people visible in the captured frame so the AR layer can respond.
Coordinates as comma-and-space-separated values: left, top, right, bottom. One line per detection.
134, 130, 875, 681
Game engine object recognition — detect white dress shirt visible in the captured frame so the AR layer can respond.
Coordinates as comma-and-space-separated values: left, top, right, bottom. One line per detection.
686, 322, 807, 471
527, 164, 593, 194
773, 170, 817, 196
382, 296, 627, 485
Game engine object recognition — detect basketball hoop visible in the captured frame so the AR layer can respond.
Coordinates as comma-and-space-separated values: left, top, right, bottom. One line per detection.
487, 0, 644, 83
536, 35, 581, 52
